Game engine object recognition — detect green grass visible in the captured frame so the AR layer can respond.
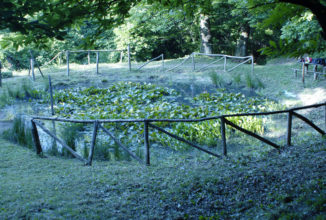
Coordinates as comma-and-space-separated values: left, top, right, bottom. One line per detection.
1, 58, 326, 218
0, 136, 325, 219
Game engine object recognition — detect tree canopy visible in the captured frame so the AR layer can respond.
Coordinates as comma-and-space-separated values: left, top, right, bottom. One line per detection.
0, 0, 325, 67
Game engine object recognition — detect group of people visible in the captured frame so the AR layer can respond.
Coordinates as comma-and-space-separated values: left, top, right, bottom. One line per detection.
300, 57, 326, 65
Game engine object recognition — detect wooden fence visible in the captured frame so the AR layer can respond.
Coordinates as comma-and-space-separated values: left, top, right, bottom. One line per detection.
136, 54, 164, 71
30, 102, 326, 166
167, 52, 254, 74
28, 50, 44, 81
26, 47, 131, 81
66, 49, 128, 76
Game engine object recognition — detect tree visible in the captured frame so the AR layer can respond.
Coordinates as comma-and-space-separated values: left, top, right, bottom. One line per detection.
199, 14, 212, 54
0, 0, 140, 46
114, 3, 198, 60
226, 0, 325, 57
278, 0, 326, 39
1, 0, 325, 59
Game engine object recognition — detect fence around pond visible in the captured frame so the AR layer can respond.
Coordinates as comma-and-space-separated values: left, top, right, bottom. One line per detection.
25, 49, 254, 85
65, 48, 129, 76
166, 52, 254, 73
30, 102, 326, 166
27, 47, 130, 81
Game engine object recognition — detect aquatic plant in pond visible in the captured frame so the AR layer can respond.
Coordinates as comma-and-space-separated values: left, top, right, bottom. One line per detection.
48, 82, 280, 153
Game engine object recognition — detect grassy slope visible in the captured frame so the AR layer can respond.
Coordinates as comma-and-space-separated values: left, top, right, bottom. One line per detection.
1, 136, 326, 219
1, 60, 326, 219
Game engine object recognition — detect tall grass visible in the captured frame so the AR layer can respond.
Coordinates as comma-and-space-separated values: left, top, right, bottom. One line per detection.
245, 72, 265, 90
2, 115, 33, 149
208, 72, 225, 88
60, 123, 85, 158
231, 73, 242, 86
0, 80, 43, 108
90, 138, 132, 161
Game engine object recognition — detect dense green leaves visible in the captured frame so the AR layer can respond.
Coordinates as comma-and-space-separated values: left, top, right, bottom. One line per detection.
50, 82, 279, 149
1, 0, 325, 63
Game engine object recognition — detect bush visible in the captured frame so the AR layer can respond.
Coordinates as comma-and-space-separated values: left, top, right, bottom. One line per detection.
1, 71, 13, 78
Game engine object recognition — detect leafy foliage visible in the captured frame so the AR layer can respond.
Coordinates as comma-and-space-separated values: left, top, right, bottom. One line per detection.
114, 3, 198, 61
50, 82, 279, 151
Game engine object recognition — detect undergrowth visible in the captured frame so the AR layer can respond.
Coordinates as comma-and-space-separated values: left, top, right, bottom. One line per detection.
0, 80, 43, 108
2, 115, 33, 148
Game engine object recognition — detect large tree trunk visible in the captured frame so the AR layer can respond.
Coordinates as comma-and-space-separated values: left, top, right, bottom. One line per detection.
236, 24, 250, 57
279, 0, 326, 39
200, 14, 212, 54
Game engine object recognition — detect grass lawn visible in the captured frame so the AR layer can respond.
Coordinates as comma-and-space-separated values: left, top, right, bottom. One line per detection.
0, 135, 326, 219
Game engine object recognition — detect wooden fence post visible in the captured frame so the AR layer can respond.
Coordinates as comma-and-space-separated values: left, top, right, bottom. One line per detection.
48, 75, 57, 151
66, 51, 70, 77
48, 75, 54, 115
120, 51, 123, 63
192, 53, 195, 71
31, 58, 35, 81
58, 52, 62, 65
162, 54, 164, 72
251, 56, 254, 74
128, 44, 131, 71
31, 120, 42, 155
220, 117, 227, 156
287, 111, 293, 146
144, 120, 150, 165
324, 104, 326, 133
313, 65, 318, 80
87, 121, 99, 166
302, 62, 305, 84
88, 51, 91, 65
96, 52, 99, 74
224, 56, 227, 72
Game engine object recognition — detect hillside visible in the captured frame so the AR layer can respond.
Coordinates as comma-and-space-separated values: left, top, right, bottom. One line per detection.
0, 60, 326, 219
0, 135, 325, 219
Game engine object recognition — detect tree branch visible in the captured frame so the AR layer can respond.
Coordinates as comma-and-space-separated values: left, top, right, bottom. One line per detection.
277, 0, 326, 39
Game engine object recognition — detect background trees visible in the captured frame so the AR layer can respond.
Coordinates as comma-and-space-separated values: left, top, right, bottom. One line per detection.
0, 0, 325, 69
